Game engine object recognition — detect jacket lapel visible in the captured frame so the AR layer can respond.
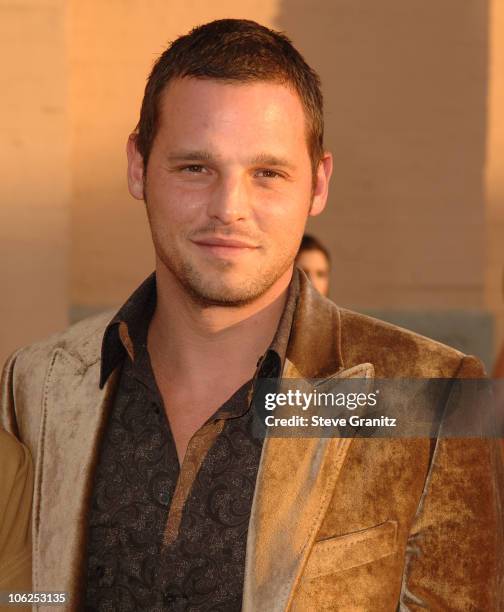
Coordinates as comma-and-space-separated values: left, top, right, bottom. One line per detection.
242, 363, 374, 612
243, 271, 375, 611
32, 347, 118, 608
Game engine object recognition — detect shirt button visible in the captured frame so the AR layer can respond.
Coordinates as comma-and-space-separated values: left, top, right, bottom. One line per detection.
163, 593, 188, 607
163, 594, 176, 606
159, 491, 170, 505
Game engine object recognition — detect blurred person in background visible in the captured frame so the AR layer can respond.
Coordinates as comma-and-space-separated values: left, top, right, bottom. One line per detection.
493, 269, 504, 379
494, 343, 504, 377
492, 270, 504, 461
295, 233, 331, 296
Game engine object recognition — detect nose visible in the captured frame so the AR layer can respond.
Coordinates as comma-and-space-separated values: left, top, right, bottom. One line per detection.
206, 174, 249, 224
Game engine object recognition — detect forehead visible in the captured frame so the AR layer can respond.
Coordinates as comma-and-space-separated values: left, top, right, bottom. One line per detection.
297, 249, 330, 267
154, 77, 310, 154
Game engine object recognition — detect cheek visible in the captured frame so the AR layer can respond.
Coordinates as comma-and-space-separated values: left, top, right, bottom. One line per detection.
255, 190, 311, 231
146, 177, 209, 227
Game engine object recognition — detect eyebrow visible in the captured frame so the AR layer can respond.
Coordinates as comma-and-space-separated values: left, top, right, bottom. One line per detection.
165, 150, 296, 170
249, 153, 296, 170
166, 150, 213, 162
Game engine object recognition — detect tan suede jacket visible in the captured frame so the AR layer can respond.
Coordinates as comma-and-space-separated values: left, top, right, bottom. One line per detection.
1, 273, 502, 611
0, 429, 33, 612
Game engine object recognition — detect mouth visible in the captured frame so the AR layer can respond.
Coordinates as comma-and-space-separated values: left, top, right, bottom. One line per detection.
191, 236, 259, 257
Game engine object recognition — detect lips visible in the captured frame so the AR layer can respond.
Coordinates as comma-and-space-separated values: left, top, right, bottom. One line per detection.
191, 237, 258, 249
191, 235, 259, 259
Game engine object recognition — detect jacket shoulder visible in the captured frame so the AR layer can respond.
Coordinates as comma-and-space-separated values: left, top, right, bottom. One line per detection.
7, 310, 114, 373
338, 307, 481, 377
1, 311, 114, 445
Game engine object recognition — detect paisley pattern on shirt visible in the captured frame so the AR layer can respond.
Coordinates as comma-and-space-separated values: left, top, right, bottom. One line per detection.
84, 271, 298, 611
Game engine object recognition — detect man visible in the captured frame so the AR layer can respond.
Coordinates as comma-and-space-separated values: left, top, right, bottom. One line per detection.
295, 234, 331, 296
1, 19, 502, 611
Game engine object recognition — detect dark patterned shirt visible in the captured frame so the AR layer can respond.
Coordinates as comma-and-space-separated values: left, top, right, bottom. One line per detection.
84, 272, 298, 611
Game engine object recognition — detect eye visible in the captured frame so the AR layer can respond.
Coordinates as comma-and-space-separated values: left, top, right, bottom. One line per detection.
255, 169, 282, 179
181, 164, 206, 173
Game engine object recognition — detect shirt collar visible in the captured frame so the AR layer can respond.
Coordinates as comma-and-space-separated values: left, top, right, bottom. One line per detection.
99, 269, 300, 389
255, 269, 299, 379
99, 272, 156, 388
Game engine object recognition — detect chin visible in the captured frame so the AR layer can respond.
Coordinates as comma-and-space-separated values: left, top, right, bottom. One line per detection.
182, 265, 285, 307
183, 278, 267, 308
159, 248, 292, 307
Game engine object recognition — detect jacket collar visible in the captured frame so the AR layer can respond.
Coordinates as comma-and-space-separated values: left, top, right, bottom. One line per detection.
283, 267, 345, 379
60, 266, 344, 379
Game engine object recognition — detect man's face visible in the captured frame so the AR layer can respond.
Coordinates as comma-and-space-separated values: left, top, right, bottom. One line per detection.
127, 77, 332, 306
295, 249, 330, 297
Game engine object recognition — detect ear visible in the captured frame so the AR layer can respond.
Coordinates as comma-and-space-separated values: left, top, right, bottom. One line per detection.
126, 133, 145, 200
309, 152, 333, 217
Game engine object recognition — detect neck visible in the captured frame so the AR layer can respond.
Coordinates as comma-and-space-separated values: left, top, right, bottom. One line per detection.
148, 263, 293, 384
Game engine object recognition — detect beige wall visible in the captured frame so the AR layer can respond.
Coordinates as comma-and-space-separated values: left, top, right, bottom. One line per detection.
286, 0, 487, 310
486, 0, 504, 358
1, 0, 504, 368
0, 0, 70, 365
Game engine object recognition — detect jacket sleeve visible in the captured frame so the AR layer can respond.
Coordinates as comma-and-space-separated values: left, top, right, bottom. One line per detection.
399, 355, 504, 610
0, 349, 23, 439
0, 429, 33, 611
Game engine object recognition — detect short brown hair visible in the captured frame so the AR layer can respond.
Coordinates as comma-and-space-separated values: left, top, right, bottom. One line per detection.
297, 234, 331, 263
135, 19, 324, 181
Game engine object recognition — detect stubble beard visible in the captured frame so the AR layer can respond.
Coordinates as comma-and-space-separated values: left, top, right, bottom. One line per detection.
153, 230, 295, 308
144, 184, 303, 308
